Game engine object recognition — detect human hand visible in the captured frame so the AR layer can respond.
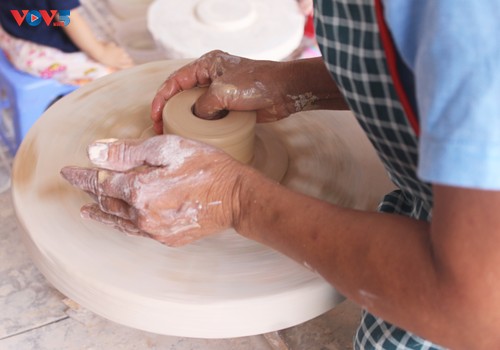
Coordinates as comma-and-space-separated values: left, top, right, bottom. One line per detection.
60, 135, 246, 246
95, 42, 134, 70
151, 50, 296, 134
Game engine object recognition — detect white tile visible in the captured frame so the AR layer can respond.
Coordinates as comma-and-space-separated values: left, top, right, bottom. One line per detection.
0, 309, 272, 350
0, 190, 68, 339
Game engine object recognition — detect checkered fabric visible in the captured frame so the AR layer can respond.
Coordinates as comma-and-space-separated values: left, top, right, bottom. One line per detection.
314, 0, 445, 349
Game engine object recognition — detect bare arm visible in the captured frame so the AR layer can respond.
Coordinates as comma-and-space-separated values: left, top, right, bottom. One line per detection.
63, 9, 132, 69
235, 170, 500, 350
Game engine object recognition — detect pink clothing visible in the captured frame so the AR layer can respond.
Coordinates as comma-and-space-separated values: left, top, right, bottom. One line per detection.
0, 25, 111, 85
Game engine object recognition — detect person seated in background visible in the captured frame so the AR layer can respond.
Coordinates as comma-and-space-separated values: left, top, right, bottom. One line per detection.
0, 0, 132, 86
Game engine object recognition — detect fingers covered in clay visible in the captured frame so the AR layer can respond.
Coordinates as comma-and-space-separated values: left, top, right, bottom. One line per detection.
61, 167, 134, 203
81, 203, 142, 235
85, 135, 218, 171
97, 196, 136, 221
81, 203, 194, 246
61, 135, 247, 246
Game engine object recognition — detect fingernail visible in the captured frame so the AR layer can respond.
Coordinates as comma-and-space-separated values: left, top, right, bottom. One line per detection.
80, 208, 91, 219
87, 138, 117, 164
60, 167, 72, 181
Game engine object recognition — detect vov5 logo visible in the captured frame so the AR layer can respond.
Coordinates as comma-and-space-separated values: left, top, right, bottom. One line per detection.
10, 10, 71, 27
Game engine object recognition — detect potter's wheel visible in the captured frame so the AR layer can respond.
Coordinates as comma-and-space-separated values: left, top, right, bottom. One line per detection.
12, 60, 394, 338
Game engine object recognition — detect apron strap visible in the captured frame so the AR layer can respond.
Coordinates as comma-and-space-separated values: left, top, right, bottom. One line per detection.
374, 0, 420, 136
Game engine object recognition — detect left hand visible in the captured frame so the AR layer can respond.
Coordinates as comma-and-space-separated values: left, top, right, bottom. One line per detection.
60, 135, 245, 246
151, 50, 303, 133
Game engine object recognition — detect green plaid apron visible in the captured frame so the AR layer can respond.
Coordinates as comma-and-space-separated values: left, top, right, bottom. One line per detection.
314, 0, 445, 349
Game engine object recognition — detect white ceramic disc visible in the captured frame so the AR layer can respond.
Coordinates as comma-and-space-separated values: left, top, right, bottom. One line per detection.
147, 0, 305, 60
12, 60, 395, 338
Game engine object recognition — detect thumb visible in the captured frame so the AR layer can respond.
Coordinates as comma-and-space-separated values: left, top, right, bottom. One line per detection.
87, 135, 190, 171
87, 138, 144, 171
193, 88, 229, 120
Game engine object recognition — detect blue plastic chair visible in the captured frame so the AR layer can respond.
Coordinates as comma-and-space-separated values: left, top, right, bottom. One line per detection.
0, 50, 77, 154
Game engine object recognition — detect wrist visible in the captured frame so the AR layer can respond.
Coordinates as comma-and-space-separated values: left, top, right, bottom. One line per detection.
230, 165, 279, 239
281, 57, 349, 112
230, 166, 260, 235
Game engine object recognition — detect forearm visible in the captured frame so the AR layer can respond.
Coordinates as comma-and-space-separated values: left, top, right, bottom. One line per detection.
279, 57, 350, 112
63, 9, 104, 61
233, 169, 500, 349
235, 171, 438, 334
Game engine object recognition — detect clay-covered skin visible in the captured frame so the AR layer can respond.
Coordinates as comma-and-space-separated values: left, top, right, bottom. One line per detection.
60, 135, 254, 247
151, 50, 348, 134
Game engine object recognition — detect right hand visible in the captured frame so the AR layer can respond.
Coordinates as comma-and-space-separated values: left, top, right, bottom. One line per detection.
60, 135, 253, 247
151, 50, 296, 134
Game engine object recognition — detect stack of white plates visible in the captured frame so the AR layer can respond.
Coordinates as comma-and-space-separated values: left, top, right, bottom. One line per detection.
147, 0, 305, 60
